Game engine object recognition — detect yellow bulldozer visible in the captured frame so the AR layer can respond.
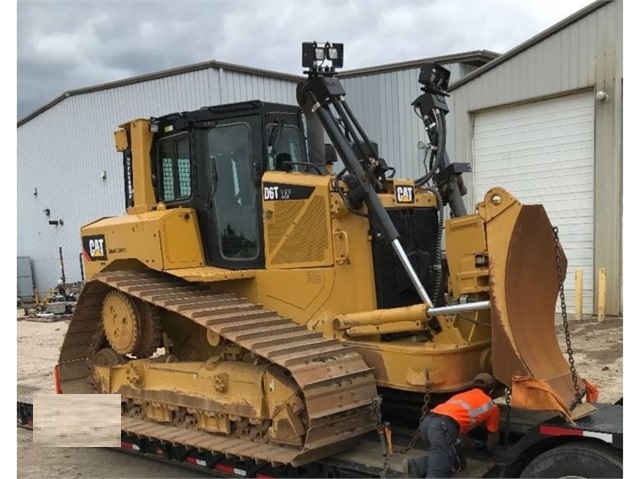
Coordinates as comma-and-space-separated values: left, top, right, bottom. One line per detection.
57, 42, 590, 468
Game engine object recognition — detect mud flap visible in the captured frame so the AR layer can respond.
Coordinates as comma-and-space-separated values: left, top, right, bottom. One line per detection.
482, 188, 586, 420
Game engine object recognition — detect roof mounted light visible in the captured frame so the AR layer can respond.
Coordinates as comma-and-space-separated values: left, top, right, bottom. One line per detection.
417, 63, 451, 94
303, 41, 344, 72
327, 47, 340, 60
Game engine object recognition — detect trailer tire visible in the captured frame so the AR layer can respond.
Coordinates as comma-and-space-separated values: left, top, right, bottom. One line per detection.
519, 441, 622, 478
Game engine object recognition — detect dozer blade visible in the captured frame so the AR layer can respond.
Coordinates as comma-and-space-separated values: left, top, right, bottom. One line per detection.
482, 188, 585, 419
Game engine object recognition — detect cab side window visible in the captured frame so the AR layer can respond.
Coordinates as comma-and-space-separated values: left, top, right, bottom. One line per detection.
266, 124, 303, 172
159, 136, 191, 202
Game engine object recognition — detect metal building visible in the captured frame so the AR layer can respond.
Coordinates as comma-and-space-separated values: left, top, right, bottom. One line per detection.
336, 2, 622, 316
17, 52, 489, 292
339, 51, 498, 179
447, 0, 622, 316
17, 62, 301, 291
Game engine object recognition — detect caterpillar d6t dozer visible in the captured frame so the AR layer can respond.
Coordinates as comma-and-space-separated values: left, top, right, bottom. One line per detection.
57, 43, 590, 467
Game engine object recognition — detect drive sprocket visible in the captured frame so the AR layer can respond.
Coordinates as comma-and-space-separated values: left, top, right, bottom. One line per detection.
101, 290, 143, 355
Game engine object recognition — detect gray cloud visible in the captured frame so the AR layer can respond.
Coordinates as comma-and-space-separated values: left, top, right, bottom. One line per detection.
17, 0, 593, 120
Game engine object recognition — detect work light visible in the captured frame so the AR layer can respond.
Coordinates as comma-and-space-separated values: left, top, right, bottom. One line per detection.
417, 62, 450, 93
303, 42, 344, 69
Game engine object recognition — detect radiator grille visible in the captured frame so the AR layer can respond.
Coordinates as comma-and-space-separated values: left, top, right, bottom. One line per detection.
371, 208, 441, 308
271, 197, 328, 265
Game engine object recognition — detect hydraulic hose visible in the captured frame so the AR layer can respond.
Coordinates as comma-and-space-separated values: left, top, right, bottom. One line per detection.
415, 109, 446, 187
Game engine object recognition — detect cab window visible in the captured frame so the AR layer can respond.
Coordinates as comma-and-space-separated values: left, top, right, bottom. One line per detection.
266, 124, 304, 172
159, 136, 191, 201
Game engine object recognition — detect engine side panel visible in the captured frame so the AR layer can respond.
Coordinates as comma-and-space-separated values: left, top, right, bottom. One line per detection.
81, 207, 206, 278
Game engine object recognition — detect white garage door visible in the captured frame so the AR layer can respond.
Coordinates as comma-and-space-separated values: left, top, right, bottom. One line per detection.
473, 92, 595, 314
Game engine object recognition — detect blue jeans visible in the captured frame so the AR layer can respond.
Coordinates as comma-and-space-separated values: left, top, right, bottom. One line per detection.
419, 413, 463, 478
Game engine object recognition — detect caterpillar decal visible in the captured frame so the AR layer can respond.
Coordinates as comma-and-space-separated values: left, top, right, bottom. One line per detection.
82, 235, 107, 261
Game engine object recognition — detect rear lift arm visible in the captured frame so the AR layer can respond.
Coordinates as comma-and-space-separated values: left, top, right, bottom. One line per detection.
298, 42, 434, 308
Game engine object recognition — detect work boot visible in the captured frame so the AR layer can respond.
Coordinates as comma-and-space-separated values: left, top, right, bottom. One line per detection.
402, 456, 429, 478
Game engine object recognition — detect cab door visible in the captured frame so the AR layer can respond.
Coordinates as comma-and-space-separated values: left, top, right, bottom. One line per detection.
198, 116, 264, 269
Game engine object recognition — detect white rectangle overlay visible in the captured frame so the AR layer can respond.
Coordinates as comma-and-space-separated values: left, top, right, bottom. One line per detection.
33, 394, 121, 447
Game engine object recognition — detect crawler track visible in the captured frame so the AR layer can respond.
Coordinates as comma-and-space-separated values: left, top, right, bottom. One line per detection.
16, 399, 396, 478
57, 269, 378, 467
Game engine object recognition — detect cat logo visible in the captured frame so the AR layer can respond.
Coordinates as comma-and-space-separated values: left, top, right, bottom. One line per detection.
395, 185, 415, 204
82, 235, 108, 261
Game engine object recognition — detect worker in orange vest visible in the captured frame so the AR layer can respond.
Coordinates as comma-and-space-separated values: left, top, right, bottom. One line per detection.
403, 373, 501, 478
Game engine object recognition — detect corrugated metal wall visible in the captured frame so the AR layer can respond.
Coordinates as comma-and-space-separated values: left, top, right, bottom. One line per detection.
17, 68, 298, 290
447, 0, 622, 314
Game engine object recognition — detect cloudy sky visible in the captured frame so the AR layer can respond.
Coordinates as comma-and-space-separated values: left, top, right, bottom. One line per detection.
17, 0, 596, 121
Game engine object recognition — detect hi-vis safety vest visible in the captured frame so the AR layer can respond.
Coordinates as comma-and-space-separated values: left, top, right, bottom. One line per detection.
432, 388, 500, 435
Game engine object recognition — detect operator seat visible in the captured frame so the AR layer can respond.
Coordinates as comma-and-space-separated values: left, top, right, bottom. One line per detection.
275, 152, 292, 172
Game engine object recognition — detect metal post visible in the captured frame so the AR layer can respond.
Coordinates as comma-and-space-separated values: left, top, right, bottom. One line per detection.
58, 246, 66, 284
598, 268, 607, 322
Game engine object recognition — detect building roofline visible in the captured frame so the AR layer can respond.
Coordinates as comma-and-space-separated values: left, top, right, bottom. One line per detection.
17, 48, 500, 128
336, 50, 500, 78
449, 0, 612, 91
17, 59, 305, 127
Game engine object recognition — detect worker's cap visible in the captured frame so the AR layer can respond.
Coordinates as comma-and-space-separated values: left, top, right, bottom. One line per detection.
473, 373, 497, 389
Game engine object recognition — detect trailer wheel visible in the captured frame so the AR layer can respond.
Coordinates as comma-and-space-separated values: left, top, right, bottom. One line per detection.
520, 442, 622, 478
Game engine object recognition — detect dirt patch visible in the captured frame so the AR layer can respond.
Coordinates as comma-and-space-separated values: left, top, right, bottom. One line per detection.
554, 315, 623, 404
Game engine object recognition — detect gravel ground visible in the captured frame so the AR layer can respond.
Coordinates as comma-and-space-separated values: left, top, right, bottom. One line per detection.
16, 309, 623, 478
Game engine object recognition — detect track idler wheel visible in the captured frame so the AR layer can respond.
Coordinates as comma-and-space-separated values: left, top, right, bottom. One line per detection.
94, 347, 126, 367
90, 347, 126, 392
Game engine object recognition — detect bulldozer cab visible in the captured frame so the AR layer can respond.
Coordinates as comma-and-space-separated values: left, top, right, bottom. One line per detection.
150, 101, 308, 271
